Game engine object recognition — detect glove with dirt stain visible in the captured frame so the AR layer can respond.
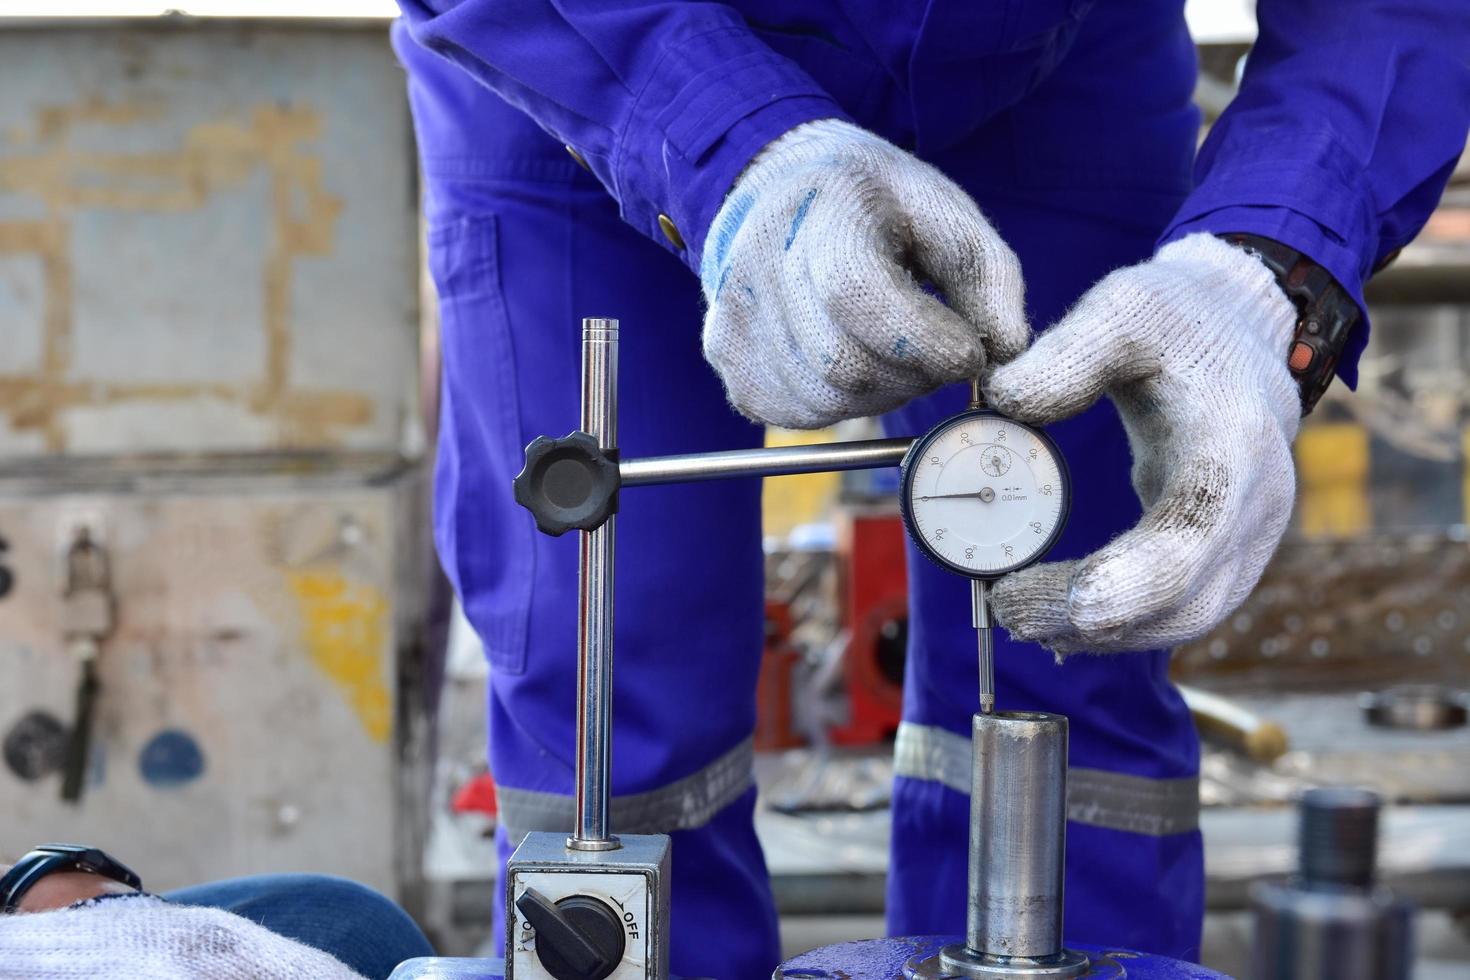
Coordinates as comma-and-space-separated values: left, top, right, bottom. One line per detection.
986, 233, 1302, 654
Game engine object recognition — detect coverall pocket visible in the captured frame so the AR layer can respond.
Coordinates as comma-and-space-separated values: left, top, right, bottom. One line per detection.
427, 214, 532, 676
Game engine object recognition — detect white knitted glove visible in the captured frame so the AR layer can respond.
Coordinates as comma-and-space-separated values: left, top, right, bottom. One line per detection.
700, 118, 1028, 429
0, 894, 367, 979
986, 233, 1301, 654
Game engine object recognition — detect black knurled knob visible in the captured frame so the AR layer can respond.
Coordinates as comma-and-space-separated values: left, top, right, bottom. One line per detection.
516, 887, 626, 980
513, 432, 620, 536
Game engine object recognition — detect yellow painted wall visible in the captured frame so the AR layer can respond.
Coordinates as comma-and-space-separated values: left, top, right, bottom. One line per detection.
761, 428, 842, 538
1294, 422, 1370, 538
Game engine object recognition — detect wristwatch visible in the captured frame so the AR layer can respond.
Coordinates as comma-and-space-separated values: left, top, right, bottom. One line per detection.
1, 844, 142, 913
1217, 232, 1362, 415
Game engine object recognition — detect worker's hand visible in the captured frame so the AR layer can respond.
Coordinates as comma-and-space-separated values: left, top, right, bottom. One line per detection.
700, 118, 1028, 429
8, 867, 138, 912
986, 233, 1301, 653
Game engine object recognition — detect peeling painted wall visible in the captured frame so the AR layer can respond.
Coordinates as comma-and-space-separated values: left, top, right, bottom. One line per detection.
0, 21, 419, 456
0, 21, 431, 898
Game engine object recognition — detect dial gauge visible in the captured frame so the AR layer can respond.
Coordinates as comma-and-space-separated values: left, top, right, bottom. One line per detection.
899, 410, 1070, 579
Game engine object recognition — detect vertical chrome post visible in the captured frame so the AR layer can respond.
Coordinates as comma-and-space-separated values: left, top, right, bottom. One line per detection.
937, 711, 1088, 978
570, 317, 620, 852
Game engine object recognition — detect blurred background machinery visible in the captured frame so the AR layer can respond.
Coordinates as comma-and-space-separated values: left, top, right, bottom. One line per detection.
0, 17, 437, 908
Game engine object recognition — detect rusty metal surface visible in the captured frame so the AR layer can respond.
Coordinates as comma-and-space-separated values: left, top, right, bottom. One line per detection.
0, 19, 418, 456
1177, 531, 1470, 806
0, 458, 429, 896
1174, 533, 1470, 693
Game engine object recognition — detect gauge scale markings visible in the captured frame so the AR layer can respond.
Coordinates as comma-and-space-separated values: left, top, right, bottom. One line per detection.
901, 412, 1070, 578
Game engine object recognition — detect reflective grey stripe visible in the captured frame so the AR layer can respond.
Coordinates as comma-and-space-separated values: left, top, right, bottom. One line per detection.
496, 737, 754, 843
893, 721, 1199, 836
1067, 767, 1200, 837
893, 719, 976, 797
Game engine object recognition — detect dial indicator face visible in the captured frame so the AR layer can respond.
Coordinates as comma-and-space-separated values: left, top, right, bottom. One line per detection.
900, 411, 1070, 578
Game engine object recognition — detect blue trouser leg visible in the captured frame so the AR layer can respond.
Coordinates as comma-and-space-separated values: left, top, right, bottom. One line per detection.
396, 27, 779, 979
166, 874, 434, 979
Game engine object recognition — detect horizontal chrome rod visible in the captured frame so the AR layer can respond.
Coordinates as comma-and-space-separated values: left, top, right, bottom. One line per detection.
619, 437, 914, 487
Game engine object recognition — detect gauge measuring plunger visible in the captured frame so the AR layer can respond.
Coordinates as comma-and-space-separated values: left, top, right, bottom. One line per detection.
900, 408, 1071, 713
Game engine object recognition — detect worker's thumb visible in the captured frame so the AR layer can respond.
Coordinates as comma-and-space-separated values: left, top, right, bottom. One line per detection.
895, 164, 1030, 366
984, 283, 1157, 425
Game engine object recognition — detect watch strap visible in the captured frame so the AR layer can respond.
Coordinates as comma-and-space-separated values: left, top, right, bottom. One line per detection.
1, 844, 142, 913
1218, 232, 1362, 415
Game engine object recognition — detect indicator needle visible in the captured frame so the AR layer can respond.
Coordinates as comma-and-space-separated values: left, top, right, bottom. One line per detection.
973, 579, 994, 714
920, 489, 995, 501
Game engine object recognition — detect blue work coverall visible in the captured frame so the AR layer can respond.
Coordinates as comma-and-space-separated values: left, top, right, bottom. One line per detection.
391, 2, 1469, 976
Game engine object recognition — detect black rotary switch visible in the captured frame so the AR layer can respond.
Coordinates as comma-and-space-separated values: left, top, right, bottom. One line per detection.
512, 432, 621, 536
516, 886, 626, 980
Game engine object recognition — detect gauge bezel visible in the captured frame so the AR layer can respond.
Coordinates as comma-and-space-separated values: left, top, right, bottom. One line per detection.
898, 409, 1072, 580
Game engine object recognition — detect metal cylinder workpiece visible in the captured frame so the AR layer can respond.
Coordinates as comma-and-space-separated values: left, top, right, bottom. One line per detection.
571, 317, 620, 851
923, 711, 1086, 979
967, 711, 1068, 958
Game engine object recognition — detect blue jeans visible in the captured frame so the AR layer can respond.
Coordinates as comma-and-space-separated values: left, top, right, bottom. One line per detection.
166, 874, 434, 980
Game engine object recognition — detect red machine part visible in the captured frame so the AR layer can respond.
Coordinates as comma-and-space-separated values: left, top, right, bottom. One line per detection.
755, 599, 805, 751
828, 512, 907, 746
452, 770, 498, 818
